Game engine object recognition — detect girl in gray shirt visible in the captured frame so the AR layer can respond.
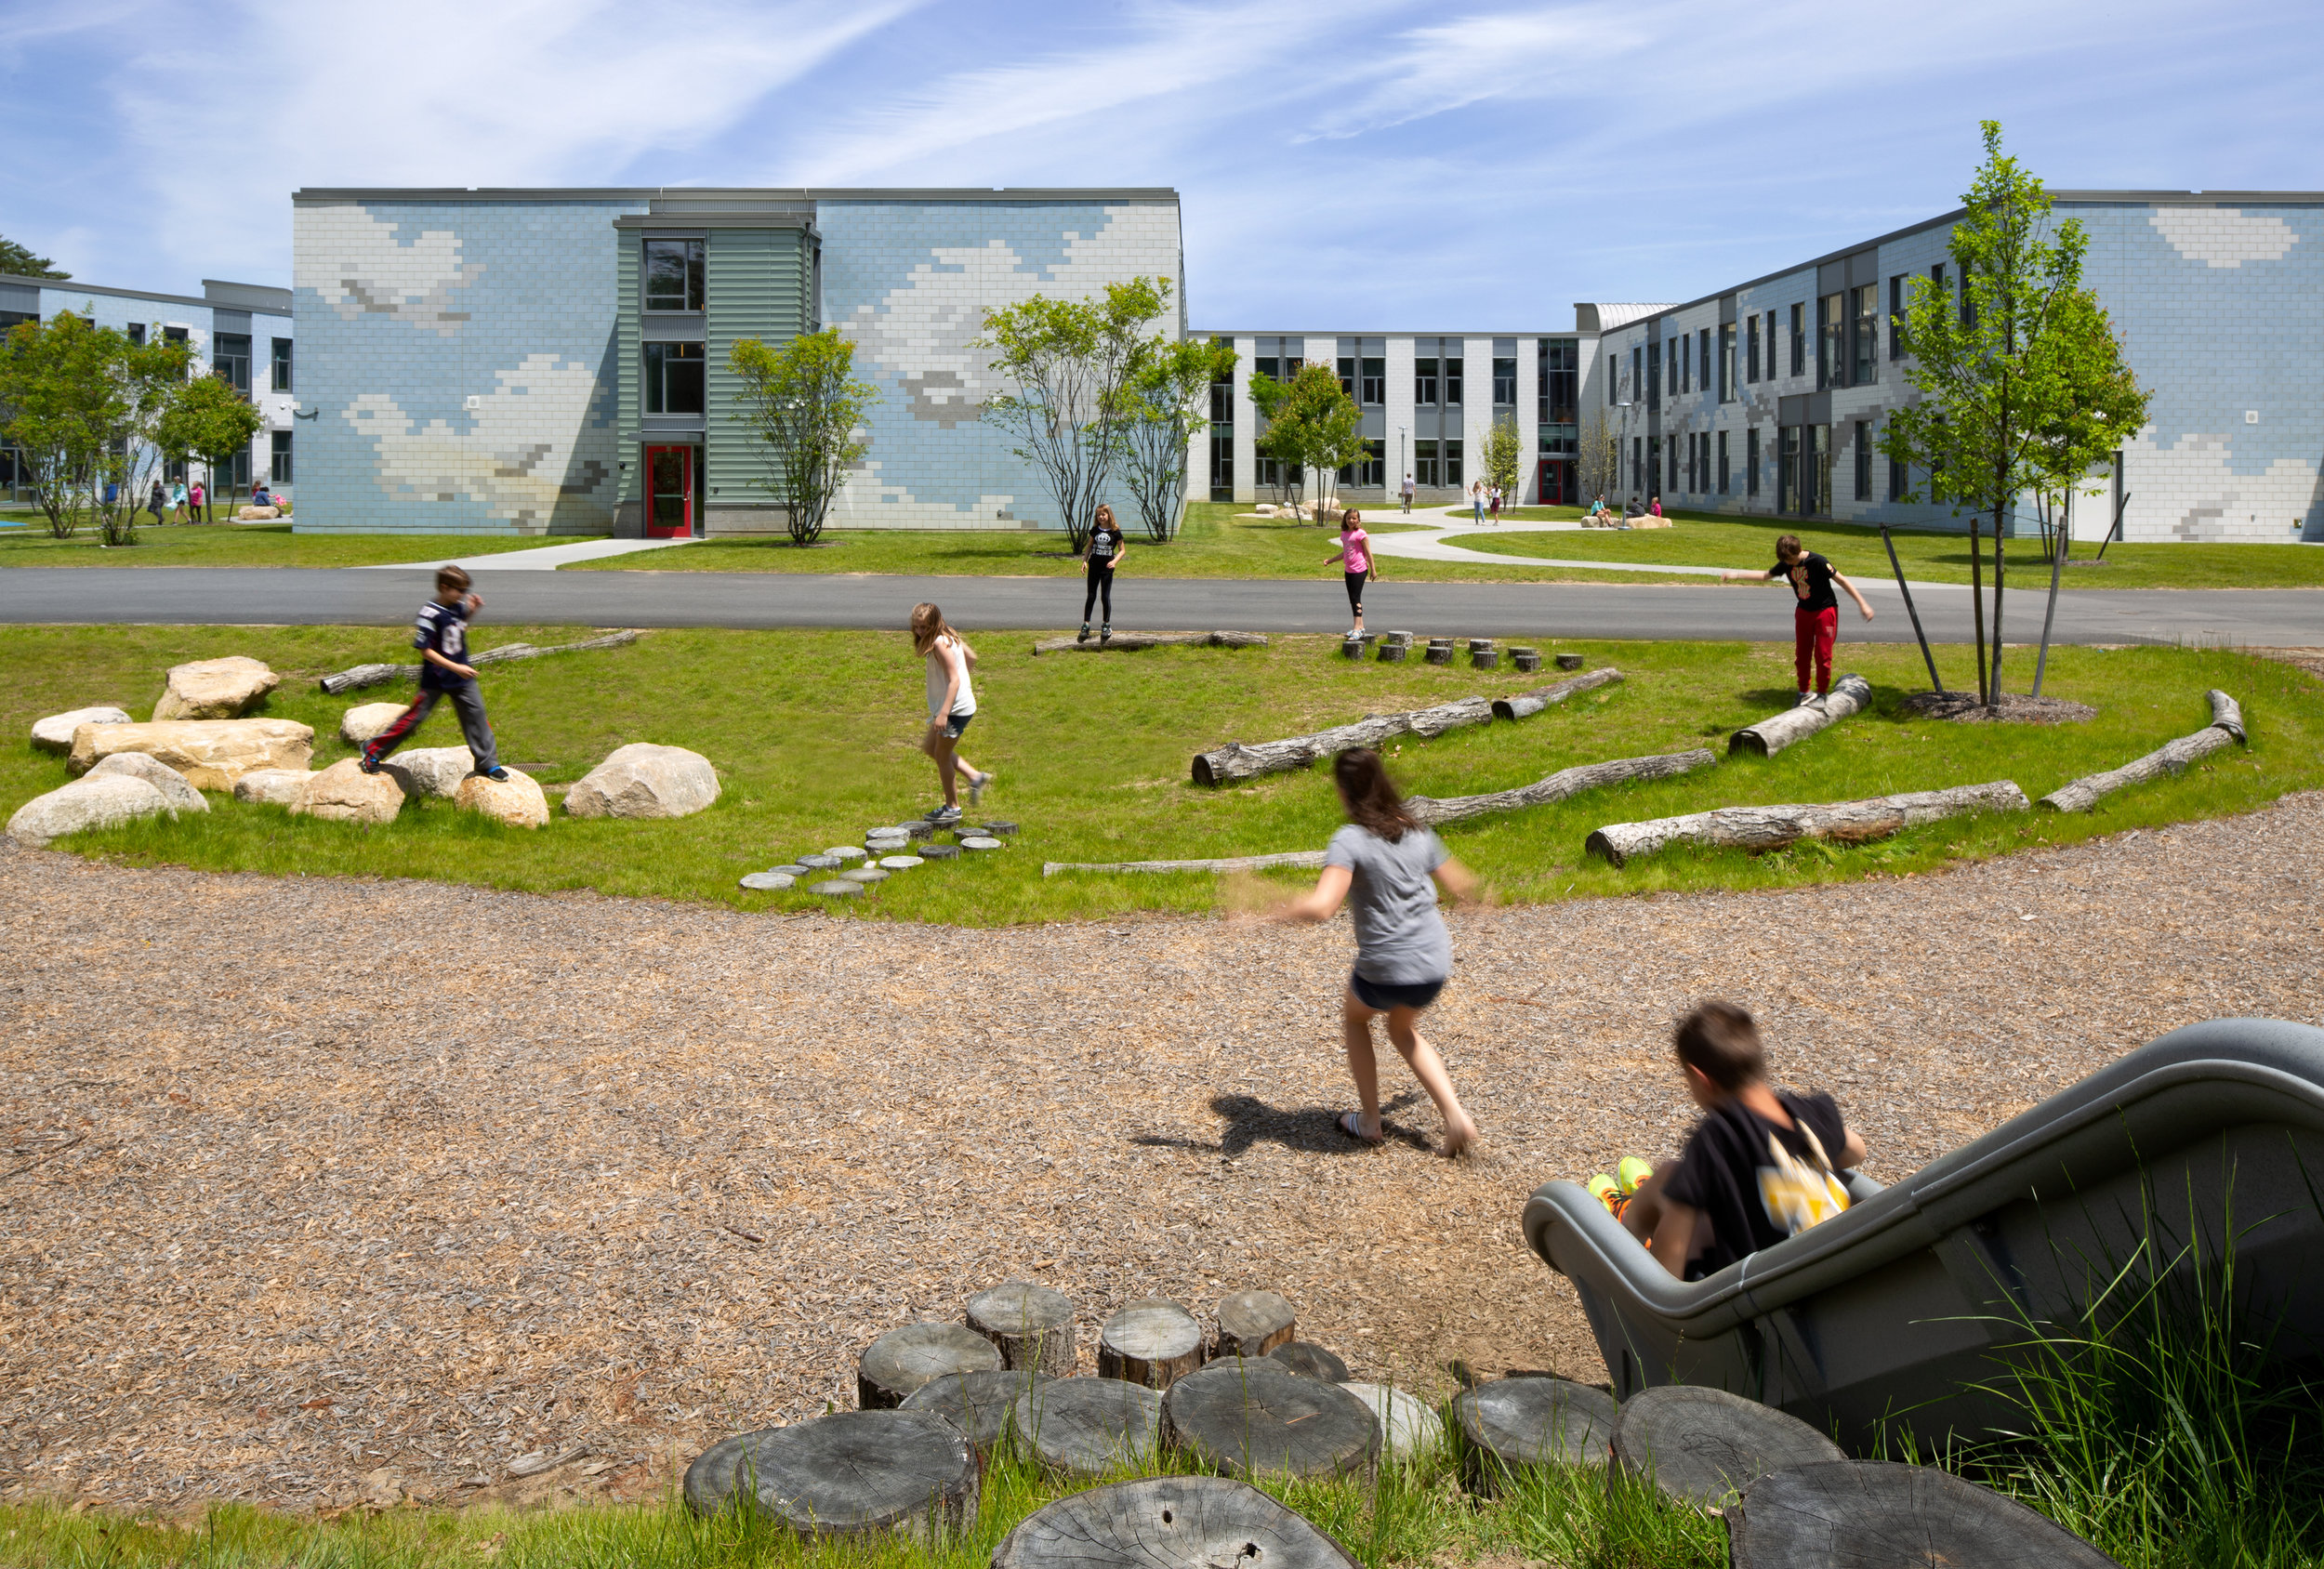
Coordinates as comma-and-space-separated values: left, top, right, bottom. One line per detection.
1274, 748, 1481, 1155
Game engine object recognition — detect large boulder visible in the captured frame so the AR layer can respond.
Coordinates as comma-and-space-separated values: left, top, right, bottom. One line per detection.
565, 743, 720, 820
290, 758, 404, 825
7, 776, 175, 849
84, 753, 208, 815
377, 746, 474, 800
456, 768, 548, 828
234, 769, 316, 806
70, 719, 313, 790
339, 703, 410, 746
152, 656, 280, 720
31, 705, 132, 755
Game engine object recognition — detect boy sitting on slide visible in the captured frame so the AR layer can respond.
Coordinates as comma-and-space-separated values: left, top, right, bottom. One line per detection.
1605, 1000, 1868, 1282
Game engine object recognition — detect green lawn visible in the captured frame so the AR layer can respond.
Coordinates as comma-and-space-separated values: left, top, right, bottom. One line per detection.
11, 623, 2317, 926
0, 520, 584, 568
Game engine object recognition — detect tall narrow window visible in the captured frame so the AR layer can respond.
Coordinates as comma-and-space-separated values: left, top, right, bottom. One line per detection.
1778, 427, 1801, 513
1414, 439, 1439, 487
1853, 420, 1871, 500
1960, 265, 1977, 328
1747, 427, 1761, 498
1852, 284, 1879, 386
1492, 355, 1517, 406
1888, 452, 1908, 502
1679, 334, 1691, 394
1718, 429, 1730, 494
1361, 356, 1385, 405
1415, 357, 1439, 406
1698, 329, 1711, 396
1443, 438, 1463, 485
1337, 355, 1355, 399
1888, 275, 1907, 361
271, 337, 293, 392
643, 239, 706, 310
126, 323, 147, 347
1647, 435, 1660, 497
1647, 344, 1660, 409
1631, 436, 1643, 490
1545, 340, 1577, 423
1816, 296, 1842, 390
1719, 323, 1736, 402
1667, 435, 1678, 494
1630, 346, 1642, 405
213, 333, 251, 391
1208, 342, 1235, 500
271, 429, 294, 483
1444, 354, 1463, 405
1667, 339, 1679, 399
644, 340, 706, 414
1789, 305, 1805, 377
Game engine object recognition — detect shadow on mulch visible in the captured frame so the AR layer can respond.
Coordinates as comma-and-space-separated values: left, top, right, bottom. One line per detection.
1901, 691, 2098, 724
1130, 1091, 1430, 1155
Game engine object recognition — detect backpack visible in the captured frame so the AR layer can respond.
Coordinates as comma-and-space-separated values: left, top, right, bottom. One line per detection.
1755, 1117, 1852, 1238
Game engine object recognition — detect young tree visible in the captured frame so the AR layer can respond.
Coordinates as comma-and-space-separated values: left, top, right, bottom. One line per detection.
1249, 362, 1366, 521
0, 236, 70, 279
979, 276, 1167, 552
157, 372, 263, 523
1484, 418, 1525, 508
1576, 408, 1620, 508
0, 311, 185, 541
728, 327, 880, 545
1879, 121, 2150, 707
1117, 336, 1235, 542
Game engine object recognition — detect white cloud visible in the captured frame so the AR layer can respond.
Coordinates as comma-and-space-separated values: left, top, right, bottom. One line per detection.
2149, 207, 2301, 267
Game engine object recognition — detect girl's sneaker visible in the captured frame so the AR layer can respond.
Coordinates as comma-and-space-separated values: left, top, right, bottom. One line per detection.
967, 770, 993, 805
1077, 624, 1091, 643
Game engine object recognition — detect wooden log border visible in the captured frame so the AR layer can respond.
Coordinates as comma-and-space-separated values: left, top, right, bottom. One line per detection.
2040, 691, 2246, 812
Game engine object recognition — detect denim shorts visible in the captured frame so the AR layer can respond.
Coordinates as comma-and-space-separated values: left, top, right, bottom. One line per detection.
942, 712, 974, 740
1349, 970, 1446, 1011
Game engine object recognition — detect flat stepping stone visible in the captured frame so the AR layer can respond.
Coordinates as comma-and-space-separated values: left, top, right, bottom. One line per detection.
994, 1475, 1360, 1569
967, 1278, 1076, 1375
841, 866, 890, 883
1097, 1299, 1206, 1389
769, 864, 812, 877
858, 1322, 1004, 1410
979, 821, 1018, 836
902, 1368, 1052, 1455
825, 846, 868, 862
1729, 1460, 2120, 1568
739, 871, 796, 891
1161, 1356, 1379, 1480
1214, 1289, 1296, 1357
1610, 1384, 1844, 1506
959, 836, 1004, 851
919, 844, 962, 861
865, 837, 909, 852
878, 855, 925, 870
1015, 1377, 1164, 1475
1454, 1378, 1618, 1483
1340, 1382, 1438, 1457
1268, 1341, 1348, 1382
680, 1410, 975, 1537
799, 854, 844, 870
807, 880, 863, 897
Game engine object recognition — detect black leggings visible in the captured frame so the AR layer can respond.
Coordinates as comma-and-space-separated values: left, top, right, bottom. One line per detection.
1082, 566, 1114, 623
1344, 571, 1367, 615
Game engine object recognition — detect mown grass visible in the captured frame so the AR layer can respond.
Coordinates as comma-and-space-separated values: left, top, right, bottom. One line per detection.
0, 521, 578, 568
9, 625, 2320, 926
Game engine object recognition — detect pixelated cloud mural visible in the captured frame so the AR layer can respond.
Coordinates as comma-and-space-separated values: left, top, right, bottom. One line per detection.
2149, 208, 2302, 269
315, 210, 486, 336
345, 354, 610, 531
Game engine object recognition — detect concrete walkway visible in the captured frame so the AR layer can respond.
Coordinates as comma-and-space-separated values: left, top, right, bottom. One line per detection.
1367, 507, 1967, 588
356, 536, 696, 572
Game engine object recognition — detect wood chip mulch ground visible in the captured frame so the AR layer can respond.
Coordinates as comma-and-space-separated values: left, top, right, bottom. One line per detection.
1900, 691, 2099, 724
5, 795, 2321, 1514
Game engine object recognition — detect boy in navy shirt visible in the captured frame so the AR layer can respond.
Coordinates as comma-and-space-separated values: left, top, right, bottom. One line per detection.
359, 565, 508, 781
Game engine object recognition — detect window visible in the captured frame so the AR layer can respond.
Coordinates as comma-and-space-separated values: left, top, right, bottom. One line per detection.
164, 325, 188, 345
1444, 355, 1463, 406
1698, 328, 1711, 396
1631, 347, 1643, 406
1719, 323, 1736, 402
1667, 435, 1678, 494
271, 429, 293, 484
215, 446, 251, 492
1544, 340, 1577, 423
1747, 315, 1760, 383
1789, 305, 1805, 377
1252, 355, 1279, 384
1208, 342, 1234, 501
1778, 427, 1801, 513
1889, 275, 1907, 361
1668, 338, 1680, 397
1340, 438, 1386, 488
644, 239, 706, 310
1718, 429, 1730, 494
1684, 431, 1695, 492
213, 332, 251, 391
271, 337, 293, 392
126, 323, 146, 347
1961, 268, 1976, 328
1361, 357, 1384, 405
1444, 438, 1464, 486
1631, 436, 1643, 491
1414, 439, 1440, 487
1647, 435, 1660, 497
1852, 284, 1878, 386
1647, 342, 1661, 409
644, 340, 706, 414
1337, 356, 1355, 399
1747, 427, 1761, 498
1492, 355, 1517, 406
1816, 296, 1842, 389
1888, 452, 1908, 502
1415, 357, 1439, 406
1808, 425, 1830, 515
1854, 420, 1872, 500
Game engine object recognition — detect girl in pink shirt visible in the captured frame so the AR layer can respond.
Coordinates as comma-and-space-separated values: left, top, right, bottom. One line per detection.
1325, 508, 1376, 634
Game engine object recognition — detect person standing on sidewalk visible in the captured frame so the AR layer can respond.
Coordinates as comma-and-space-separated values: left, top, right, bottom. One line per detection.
1720, 534, 1874, 707
1400, 473, 1415, 513
1077, 503, 1126, 644
1470, 480, 1486, 523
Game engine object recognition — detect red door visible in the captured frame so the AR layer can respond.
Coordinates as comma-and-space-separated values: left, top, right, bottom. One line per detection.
645, 445, 694, 537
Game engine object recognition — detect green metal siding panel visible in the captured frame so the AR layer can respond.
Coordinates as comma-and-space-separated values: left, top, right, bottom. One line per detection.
614, 239, 640, 506
706, 229, 811, 503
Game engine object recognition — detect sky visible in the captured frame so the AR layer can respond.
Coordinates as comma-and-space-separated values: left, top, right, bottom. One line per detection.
4, 0, 2321, 329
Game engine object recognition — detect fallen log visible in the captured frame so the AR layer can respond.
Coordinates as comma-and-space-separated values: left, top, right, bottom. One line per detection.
1728, 672, 1872, 758
1407, 748, 1715, 827
319, 630, 640, 693
1043, 850, 1326, 878
1490, 666, 1622, 720
1031, 629, 1268, 655
2040, 691, 2246, 812
1586, 780, 2029, 866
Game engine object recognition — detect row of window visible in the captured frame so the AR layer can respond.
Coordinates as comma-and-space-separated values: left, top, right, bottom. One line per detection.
1629, 417, 1922, 513
40, 319, 297, 393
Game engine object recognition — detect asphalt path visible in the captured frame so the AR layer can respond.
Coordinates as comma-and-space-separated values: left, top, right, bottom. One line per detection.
3, 566, 2319, 646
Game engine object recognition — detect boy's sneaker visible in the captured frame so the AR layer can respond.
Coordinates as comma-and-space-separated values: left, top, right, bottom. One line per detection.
1794, 692, 1817, 708
1586, 1175, 1626, 1219
1616, 1155, 1654, 1195
1808, 693, 1828, 710
357, 756, 381, 774
927, 804, 963, 825
484, 767, 509, 783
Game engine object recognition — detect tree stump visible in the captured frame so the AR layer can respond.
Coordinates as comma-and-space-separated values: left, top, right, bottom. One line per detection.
1161, 1356, 1380, 1480
1454, 1378, 1618, 1485
960, 836, 1004, 851
992, 1475, 1361, 1569
1379, 642, 1408, 663
1556, 653, 1584, 670
825, 846, 868, 862
1098, 1299, 1206, 1389
1340, 1381, 1439, 1457
1728, 1460, 2121, 1568
1608, 1385, 1844, 1506
980, 821, 1019, 837
1015, 1377, 1165, 1475
841, 866, 890, 883
1340, 637, 1366, 661
1267, 1341, 1349, 1382
1472, 650, 1500, 669
902, 1368, 1052, 1456
807, 880, 863, 896
1214, 1289, 1297, 1356
1510, 648, 1540, 673
859, 1322, 1005, 1409
968, 1279, 1076, 1375
879, 855, 924, 870
920, 844, 962, 861
680, 1411, 977, 1538
1425, 641, 1455, 666
770, 864, 812, 877
799, 854, 843, 870
1468, 639, 1495, 653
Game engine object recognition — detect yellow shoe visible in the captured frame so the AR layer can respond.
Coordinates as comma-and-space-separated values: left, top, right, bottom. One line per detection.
1586, 1174, 1622, 1215
1617, 1155, 1655, 1195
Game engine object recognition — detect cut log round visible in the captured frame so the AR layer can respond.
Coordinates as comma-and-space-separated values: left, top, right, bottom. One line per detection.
1044, 850, 1326, 878
1468, 639, 1495, 653
1454, 1378, 1618, 1481
901, 1368, 1051, 1454
1161, 1356, 1380, 1480
769, 863, 812, 877
1214, 1289, 1297, 1357
919, 843, 963, 861
1608, 1385, 1845, 1506
1585, 780, 2028, 866
1340, 1382, 1439, 1457
992, 1474, 1361, 1569
739, 871, 796, 891
980, 821, 1019, 836
807, 880, 863, 897
1406, 748, 1716, 828
1472, 651, 1500, 669
967, 1279, 1076, 1376
799, 854, 844, 870
2040, 689, 2246, 812
859, 1322, 1005, 1410
1489, 666, 1624, 720
1340, 639, 1365, 661
959, 836, 1004, 851
1031, 630, 1268, 655
1555, 653, 1585, 670
879, 855, 924, 869
1425, 643, 1455, 665
1729, 672, 1873, 758
1267, 1341, 1349, 1382
1015, 1377, 1165, 1475
840, 866, 890, 883
825, 845, 868, 862
680, 1410, 976, 1537
1098, 1299, 1206, 1388
1728, 1460, 2121, 1568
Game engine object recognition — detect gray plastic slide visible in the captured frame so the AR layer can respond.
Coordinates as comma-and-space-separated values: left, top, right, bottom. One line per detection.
1523, 1017, 2324, 1450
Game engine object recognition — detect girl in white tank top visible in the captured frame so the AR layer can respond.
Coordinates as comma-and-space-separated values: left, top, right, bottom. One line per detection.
910, 602, 992, 825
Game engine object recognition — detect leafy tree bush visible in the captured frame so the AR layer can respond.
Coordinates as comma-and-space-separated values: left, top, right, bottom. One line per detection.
1118, 336, 1235, 542
728, 328, 880, 545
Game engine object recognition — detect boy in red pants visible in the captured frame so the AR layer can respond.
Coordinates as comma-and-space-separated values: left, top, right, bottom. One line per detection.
1723, 534, 1873, 707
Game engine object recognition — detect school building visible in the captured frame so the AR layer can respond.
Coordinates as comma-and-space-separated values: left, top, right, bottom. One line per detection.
0, 273, 297, 506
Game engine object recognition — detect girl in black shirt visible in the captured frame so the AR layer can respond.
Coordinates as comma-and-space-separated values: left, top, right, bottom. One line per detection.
1079, 504, 1127, 643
